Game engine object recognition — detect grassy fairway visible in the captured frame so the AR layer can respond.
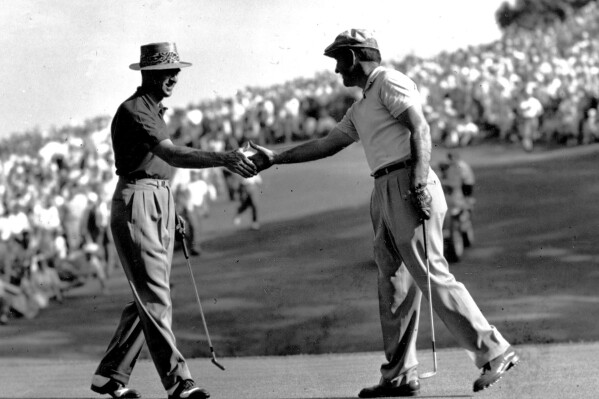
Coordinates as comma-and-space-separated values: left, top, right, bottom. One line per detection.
2, 142, 599, 360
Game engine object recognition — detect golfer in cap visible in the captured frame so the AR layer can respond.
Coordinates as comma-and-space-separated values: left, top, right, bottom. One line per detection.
90, 42, 257, 399
249, 29, 518, 397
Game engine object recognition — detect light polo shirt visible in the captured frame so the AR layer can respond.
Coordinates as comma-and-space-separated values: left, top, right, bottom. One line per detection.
335, 66, 421, 174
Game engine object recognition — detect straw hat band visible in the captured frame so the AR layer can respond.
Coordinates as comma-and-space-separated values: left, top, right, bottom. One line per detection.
140, 51, 181, 68
129, 42, 192, 71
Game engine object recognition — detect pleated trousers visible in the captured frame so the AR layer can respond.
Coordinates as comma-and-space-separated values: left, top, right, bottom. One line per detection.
370, 167, 510, 383
95, 178, 192, 390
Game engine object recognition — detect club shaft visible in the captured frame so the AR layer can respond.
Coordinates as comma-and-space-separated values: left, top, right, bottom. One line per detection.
182, 238, 214, 348
180, 233, 226, 370
423, 220, 438, 372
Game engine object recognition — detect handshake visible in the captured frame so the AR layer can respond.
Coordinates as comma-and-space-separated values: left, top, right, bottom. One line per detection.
239, 142, 277, 173
222, 141, 276, 179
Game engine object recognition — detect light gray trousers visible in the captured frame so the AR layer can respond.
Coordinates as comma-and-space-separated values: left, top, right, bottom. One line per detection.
370, 167, 509, 383
95, 178, 192, 390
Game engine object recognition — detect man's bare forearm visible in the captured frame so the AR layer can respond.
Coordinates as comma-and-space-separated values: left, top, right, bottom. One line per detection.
160, 146, 227, 169
410, 124, 431, 187
273, 138, 343, 165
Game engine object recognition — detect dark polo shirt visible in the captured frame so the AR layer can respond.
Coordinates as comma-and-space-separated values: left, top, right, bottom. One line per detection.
111, 87, 174, 179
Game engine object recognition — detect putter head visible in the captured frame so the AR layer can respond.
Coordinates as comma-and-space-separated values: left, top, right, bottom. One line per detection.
211, 357, 226, 371
418, 370, 436, 379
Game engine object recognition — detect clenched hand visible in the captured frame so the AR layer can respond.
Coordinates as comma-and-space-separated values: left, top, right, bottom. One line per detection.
223, 147, 258, 178
411, 185, 432, 220
175, 213, 187, 241
247, 142, 276, 172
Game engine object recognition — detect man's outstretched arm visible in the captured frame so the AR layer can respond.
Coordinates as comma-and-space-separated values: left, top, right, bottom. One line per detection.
152, 138, 257, 178
249, 128, 354, 171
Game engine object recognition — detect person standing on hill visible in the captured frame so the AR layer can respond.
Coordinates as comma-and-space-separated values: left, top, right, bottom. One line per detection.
249, 29, 518, 397
233, 173, 263, 230
90, 42, 257, 399
185, 170, 214, 255
446, 151, 475, 199
518, 84, 544, 152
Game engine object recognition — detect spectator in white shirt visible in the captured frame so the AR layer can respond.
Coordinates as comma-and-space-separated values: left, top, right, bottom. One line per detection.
518, 85, 544, 152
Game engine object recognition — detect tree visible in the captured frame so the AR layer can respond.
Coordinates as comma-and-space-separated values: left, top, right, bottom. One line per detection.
495, 0, 596, 30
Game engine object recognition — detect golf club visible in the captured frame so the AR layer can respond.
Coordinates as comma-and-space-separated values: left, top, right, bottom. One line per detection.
180, 232, 226, 371
419, 219, 438, 379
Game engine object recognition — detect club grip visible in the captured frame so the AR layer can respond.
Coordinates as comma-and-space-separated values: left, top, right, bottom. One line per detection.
181, 233, 189, 259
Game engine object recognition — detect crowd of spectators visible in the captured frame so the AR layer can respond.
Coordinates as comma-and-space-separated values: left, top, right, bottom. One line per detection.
0, 124, 119, 324
399, 2, 599, 150
164, 71, 347, 151
2, 2, 599, 324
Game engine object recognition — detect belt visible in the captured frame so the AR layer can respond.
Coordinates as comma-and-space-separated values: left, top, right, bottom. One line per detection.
125, 171, 163, 180
123, 173, 169, 187
373, 159, 412, 179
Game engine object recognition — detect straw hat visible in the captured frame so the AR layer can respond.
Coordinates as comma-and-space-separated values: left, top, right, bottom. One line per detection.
129, 42, 192, 71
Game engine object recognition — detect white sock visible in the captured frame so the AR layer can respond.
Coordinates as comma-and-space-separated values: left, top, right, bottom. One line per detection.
167, 382, 179, 395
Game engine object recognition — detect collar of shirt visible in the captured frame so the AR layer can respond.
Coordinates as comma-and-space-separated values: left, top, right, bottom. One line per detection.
134, 86, 168, 117
362, 66, 385, 98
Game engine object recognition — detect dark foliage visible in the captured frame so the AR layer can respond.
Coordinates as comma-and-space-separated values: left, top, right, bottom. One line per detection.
496, 0, 596, 30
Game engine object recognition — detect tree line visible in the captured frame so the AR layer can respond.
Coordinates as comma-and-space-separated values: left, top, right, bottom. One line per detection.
496, 0, 596, 30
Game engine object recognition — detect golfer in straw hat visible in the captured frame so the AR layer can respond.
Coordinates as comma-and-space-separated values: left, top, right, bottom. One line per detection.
90, 42, 257, 399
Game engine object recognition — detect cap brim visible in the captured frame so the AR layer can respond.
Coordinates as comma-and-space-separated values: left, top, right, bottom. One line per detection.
323, 44, 346, 58
324, 44, 380, 58
129, 62, 192, 71
323, 49, 341, 57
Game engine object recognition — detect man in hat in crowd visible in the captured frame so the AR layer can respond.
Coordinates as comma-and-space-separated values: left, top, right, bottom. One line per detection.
249, 29, 518, 397
90, 42, 257, 399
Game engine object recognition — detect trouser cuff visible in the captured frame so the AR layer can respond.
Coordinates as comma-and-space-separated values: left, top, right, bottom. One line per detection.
95, 367, 130, 386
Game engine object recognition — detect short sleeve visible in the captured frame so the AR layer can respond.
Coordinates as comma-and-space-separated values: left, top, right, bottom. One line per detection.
379, 71, 421, 118
133, 107, 170, 148
334, 103, 360, 142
